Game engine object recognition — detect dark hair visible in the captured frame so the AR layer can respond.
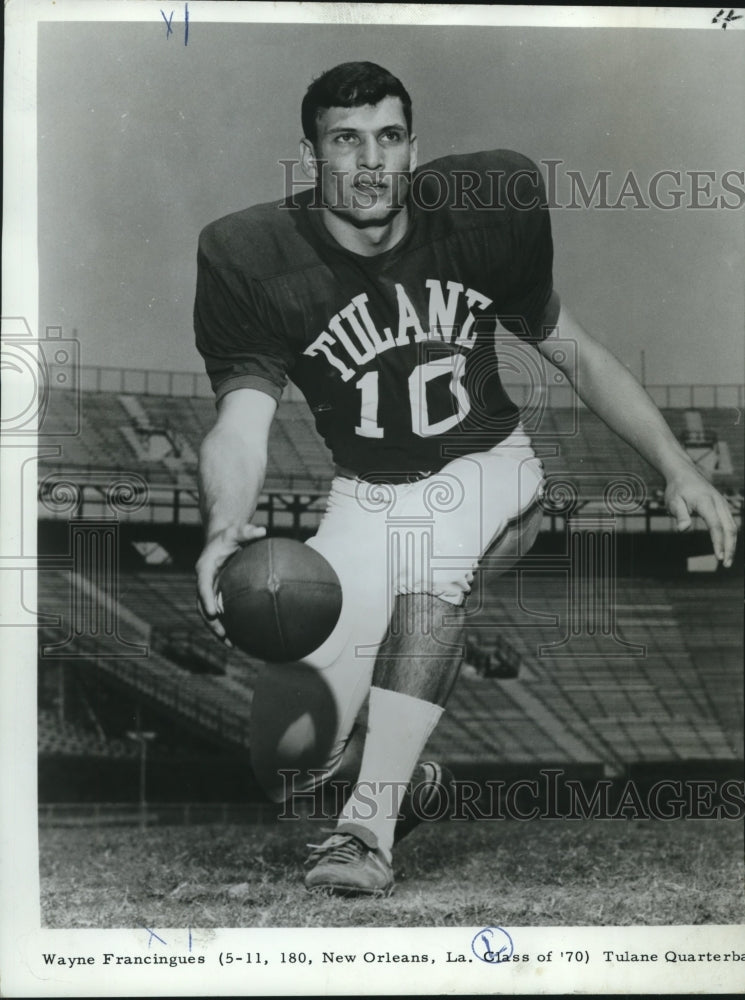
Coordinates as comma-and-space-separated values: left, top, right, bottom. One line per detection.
301, 61, 413, 145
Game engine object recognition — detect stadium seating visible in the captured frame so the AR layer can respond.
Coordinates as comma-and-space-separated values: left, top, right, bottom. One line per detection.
37, 569, 254, 750
36, 563, 742, 769
37, 708, 136, 758
36, 380, 743, 771
117, 572, 265, 686
442, 572, 742, 766
40, 390, 744, 512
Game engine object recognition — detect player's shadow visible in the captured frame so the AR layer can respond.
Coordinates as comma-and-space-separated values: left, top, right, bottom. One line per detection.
248, 661, 342, 802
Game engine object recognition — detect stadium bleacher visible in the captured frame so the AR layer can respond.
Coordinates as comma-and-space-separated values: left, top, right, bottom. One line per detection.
447, 572, 742, 767
38, 569, 254, 751
39, 388, 744, 516
37, 565, 742, 770
36, 375, 743, 779
37, 708, 136, 759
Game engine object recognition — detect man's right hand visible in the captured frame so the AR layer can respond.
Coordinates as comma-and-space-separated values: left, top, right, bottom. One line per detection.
196, 523, 267, 642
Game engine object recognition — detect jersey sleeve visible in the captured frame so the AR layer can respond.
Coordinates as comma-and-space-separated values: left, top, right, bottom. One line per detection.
193, 233, 292, 404
497, 159, 560, 343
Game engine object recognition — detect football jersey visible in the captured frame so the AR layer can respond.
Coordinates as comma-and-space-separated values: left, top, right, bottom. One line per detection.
194, 149, 560, 479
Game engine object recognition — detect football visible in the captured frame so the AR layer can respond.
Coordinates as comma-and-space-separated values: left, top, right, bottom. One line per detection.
218, 537, 343, 661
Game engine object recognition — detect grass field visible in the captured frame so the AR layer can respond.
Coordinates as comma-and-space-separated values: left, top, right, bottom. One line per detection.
40, 816, 744, 928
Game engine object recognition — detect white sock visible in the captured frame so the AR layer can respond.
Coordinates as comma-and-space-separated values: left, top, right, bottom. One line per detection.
336, 687, 443, 859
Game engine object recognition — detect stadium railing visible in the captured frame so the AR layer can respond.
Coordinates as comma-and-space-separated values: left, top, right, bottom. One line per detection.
38, 802, 284, 827
72, 364, 745, 409
38, 800, 343, 827
38, 374, 745, 533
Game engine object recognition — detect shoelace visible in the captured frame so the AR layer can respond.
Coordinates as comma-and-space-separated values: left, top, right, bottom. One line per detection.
305, 833, 366, 867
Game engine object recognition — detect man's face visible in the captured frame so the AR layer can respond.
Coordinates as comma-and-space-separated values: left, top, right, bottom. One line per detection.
301, 96, 417, 228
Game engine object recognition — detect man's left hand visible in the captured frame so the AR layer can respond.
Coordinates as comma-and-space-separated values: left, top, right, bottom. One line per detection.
664, 467, 738, 567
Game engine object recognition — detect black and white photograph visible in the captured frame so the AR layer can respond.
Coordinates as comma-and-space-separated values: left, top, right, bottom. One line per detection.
1, 2, 744, 995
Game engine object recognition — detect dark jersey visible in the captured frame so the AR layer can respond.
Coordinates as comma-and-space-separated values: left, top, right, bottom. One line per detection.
194, 149, 560, 479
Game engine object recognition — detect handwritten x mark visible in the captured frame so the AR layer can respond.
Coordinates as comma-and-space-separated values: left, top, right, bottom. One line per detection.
160, 9, 175, 38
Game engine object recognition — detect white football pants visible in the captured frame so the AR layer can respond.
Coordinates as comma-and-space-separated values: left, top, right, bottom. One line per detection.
250, 425, 544, 800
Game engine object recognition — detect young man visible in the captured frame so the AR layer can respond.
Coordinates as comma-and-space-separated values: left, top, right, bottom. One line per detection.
195, 62, 737, 896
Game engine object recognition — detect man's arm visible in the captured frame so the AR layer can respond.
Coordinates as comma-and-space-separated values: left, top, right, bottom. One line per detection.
196, 387, 278, 640
537, 303, 738, 566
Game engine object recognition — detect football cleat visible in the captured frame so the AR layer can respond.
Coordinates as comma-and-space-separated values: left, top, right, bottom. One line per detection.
394, 760, 454, 843
304, 823, 394, 897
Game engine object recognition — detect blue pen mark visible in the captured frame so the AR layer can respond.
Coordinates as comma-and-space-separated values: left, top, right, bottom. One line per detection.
184, 2, 189, 46
160, 9, 174, 39
144, 927, 167, 948
471, 927, 514, 964
188, 927, 192, 952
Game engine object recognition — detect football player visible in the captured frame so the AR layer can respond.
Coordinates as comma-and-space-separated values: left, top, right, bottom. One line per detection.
195, 62, 737, 896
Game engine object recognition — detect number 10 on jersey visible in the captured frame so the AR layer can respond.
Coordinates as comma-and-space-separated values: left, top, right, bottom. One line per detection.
355, 355, 471, 439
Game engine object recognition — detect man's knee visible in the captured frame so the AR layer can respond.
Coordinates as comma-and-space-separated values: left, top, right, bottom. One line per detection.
251, 738, 347, 804
253, 763, 332, 809
248, 661, 343, 791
